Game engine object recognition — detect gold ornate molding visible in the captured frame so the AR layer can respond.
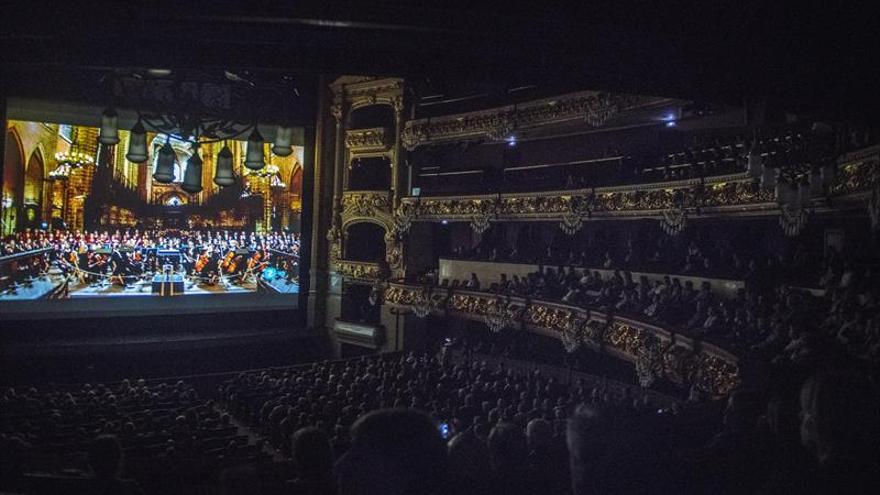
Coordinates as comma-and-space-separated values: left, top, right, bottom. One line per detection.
335, 260, 383, 281
342, 191, 393, 218
384, 282, 740, 396
830, 147, 879, 197
345, 127, 391, 154
401, 174, 775, 221
401, 91, 667, 150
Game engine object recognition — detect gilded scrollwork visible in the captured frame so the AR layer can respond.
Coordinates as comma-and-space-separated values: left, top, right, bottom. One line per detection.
342, 192, 392, 217
335, 260, 382, 281
345, 127, 390, 154
326, 223, 342, 263
401, 175, 777, 221
401, 91, 651, 150
829, 158, 879, 196
382, 281, 741, 396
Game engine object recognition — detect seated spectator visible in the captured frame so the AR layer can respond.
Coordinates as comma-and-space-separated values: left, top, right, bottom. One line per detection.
335, 408, 446, 495
447, 429, 492, 495
289, 427, 336, 495
87, 434, 144, 495
487, 422, 535, 495
799, 371, 880, 493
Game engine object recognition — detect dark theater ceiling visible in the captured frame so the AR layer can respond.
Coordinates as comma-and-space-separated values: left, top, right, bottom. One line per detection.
1, 1, 878, 123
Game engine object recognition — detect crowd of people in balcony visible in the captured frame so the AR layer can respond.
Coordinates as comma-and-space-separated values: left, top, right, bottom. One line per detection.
438, 251, 880, 367
449, 222, 835, 286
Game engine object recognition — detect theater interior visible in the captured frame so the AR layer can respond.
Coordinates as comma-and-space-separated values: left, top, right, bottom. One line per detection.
1, 2, 879, 494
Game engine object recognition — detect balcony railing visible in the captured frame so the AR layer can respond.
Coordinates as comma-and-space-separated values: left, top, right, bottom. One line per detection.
383, 281, 740, 397
402, 172, 775, 221
335, 260, 383, 281
345, 127, 391, 154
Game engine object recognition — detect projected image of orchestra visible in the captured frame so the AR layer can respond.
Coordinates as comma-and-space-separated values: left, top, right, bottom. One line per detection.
2, 119, 303, 301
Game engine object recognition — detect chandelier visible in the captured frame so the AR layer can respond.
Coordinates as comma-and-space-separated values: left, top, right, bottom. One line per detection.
55, 142, 95, 168
561, 318, 587, 353
252, 164, 287, 191
483, 297, 514, 333
393, 203, 416, 235
48, 163, 75, 181
583, 94, 617, 127
559, 195, 593, 235
635, 345, 663, 388
412, 288, 433, 318
470, 198, 497, 235
660, 206, 688, 236
97, 72, 299, 191
746, 126, 838, 236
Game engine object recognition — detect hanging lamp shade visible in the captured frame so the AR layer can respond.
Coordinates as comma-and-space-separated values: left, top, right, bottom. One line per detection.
99, 107, 120, 145
125, 120, 148, 163
213, 144, 236, 186
180, 151, 203, 193
244, 128, 265, 170
272, 125, 293, 156
152, 139, 177, 183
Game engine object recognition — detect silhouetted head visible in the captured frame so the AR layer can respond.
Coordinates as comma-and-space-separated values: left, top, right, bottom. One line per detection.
336, 408, 446, 495
88, 434, 123, 479
800, 371, 879, 462
292, 426, 334, 481
487, 422, 528, 474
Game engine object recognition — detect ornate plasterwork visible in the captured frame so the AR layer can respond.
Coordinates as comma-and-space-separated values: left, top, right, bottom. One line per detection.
829, 147, 879, 197
401, 91, 659, 150
335, 260, 383, 281
342, 191, 392, 218
383, 282, 740, 396
400, 174, 776, 221
326, 223, 343, 263
345, 127, 390, 154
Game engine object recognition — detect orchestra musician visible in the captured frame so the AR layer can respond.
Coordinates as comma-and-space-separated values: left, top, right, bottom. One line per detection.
86, 251, 108, 285
242, 249, 270, 284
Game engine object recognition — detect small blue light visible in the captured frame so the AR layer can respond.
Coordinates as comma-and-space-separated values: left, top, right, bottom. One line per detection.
506, 135, 517, 147
665, 121, 676, 127
441, 220, 449, 225
40, 222, 49, 229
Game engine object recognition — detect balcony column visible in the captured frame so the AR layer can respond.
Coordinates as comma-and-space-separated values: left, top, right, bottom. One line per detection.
391, 96, 405, 209
330, 97, 346, 223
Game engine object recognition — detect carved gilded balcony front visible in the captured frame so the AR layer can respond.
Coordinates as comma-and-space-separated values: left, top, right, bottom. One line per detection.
383, 281, 740, 397
341, 190, 393, 221
400, 173, 776, 221
401, 91, 667, 150
345, 127, 391, 155
335, 260, 383, 281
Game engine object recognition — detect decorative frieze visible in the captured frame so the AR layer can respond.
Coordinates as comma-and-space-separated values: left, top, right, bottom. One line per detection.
401, 174, 776, 221
401, 91, 661, 150
335, 260, 383, 281
342, 191, 392, 217
345, 127, 390, 154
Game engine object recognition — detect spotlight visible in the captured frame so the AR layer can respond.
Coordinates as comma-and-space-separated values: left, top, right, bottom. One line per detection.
506, 135, 517, 147
441, 220, 449, 225
665, 121, 677, 128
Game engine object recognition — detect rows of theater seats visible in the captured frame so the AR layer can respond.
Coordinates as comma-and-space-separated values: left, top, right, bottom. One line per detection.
3, 347, 879, 494
0, 379, 270, 495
